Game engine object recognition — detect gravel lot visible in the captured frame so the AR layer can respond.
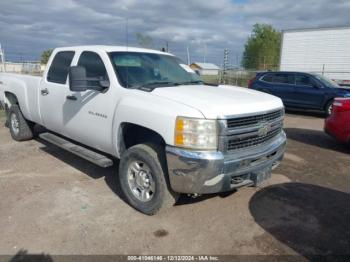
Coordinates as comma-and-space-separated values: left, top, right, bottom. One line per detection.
0, 110, 349, 259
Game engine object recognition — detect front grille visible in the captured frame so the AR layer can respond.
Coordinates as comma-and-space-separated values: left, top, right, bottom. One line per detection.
223, 109, 284, 151
227, 127, 282, 150
227, 110, 283, 129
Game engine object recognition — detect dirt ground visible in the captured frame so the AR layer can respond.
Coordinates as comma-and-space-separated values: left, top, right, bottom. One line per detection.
0, 110, 349, 259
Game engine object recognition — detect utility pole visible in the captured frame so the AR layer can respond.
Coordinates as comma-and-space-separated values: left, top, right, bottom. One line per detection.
203, 43, 207, 63
187, 45, 191, 65
222, 48, 229, 84
166, 41, 169, 52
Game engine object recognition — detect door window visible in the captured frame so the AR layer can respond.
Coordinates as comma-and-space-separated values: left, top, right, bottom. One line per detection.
78, 51, 109, 80
272, 73, 295, 85
295, 75, 314, 87
47, 51, 75, 84
261, 74, 273, 82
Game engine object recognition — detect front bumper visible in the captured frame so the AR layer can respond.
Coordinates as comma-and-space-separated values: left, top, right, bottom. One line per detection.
165, 131, 286, 194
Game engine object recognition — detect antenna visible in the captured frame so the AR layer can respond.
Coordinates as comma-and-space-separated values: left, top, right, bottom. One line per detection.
125, 16, 129, 48
125, 14, 129, 88
0, 43, 5, 72
187, 45, 191, 65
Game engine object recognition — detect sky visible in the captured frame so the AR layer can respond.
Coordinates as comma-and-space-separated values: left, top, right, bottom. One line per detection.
0, 0, 350, 65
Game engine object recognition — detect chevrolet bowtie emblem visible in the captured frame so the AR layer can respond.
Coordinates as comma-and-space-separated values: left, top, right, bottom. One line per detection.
258, 122, 271, 136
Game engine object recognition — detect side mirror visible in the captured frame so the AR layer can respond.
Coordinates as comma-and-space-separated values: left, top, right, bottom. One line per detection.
69, 66, 88, 92
69, 66, 110, 92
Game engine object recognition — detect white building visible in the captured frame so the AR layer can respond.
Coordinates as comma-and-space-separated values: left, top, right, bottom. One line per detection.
190, 62, 220, 76
280, 26, 350, 82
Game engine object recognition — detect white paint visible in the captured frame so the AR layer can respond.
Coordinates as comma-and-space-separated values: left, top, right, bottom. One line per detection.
280, 27, 350, 81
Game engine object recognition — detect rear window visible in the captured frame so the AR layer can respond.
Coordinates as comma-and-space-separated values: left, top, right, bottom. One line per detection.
47, 51, 75, 84
272, 73, 295, 84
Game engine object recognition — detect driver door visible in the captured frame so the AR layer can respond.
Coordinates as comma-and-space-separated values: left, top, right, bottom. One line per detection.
63, 51, 116, 153
293, 74, 324, 109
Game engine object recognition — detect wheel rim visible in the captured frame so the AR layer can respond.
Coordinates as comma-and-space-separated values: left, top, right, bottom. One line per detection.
328, 104, 333, 115
10, 113, 20, 135
127, 160, 155, 202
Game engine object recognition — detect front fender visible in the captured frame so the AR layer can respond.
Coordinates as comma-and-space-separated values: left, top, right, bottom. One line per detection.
111, 91, 204, 158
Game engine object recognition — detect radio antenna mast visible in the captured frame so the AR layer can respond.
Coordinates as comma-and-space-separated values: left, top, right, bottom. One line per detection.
0, 43, 5, 72
125, 13, 129, 88
125, 16, 129, 48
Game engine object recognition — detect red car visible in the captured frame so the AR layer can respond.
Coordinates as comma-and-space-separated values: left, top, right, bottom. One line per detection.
325, 98, 350, 143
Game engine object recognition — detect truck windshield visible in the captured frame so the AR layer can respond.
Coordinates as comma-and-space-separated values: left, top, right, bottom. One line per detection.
109, 52, 202, 89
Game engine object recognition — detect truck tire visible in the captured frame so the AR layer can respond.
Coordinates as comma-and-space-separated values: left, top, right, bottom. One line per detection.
8, 105, 34, 141
118, 143, 179, 215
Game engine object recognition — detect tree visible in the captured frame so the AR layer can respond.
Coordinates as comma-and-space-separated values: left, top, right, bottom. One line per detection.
242, 24, 281, 70
135, 33, 154, 48
40, 49, 53, 64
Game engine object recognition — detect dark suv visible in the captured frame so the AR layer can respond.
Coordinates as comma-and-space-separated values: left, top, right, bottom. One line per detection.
249, 72, 350, 115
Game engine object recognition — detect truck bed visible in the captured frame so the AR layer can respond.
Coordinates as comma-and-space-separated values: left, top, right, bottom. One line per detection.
0, 72, 43, 124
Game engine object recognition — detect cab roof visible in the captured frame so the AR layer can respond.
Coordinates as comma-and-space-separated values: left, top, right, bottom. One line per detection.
54, 45, 174, 56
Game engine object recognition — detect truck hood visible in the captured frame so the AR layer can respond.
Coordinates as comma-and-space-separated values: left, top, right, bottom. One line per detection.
152, 84, 284, 119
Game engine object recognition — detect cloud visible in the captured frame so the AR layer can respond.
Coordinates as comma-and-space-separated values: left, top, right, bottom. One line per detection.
0, 0, 349, 64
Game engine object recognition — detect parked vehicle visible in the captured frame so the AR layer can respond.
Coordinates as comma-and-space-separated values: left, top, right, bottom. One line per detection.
248, 71, 350, 116
325, 98, 350, 144
0, 46, 286, 215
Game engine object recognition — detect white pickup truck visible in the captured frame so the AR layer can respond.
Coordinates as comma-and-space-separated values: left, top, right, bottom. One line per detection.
0, 46, 286, 214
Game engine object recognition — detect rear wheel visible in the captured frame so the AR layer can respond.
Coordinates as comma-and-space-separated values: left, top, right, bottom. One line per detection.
8, 105, 34, 141
325, 100, 334, 117
118, 143, 179, 215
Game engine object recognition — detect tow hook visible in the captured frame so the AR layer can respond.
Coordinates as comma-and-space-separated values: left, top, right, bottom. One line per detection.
231, 176, 244, 184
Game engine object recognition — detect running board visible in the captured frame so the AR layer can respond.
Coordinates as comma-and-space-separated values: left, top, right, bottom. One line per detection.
39, 133, 113, 168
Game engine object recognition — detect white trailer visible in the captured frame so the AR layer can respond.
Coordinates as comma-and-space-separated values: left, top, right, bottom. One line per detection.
280, 26, 350, 85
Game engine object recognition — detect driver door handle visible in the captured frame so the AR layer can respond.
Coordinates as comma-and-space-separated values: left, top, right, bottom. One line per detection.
41, 88, 49, 96
66, 95, 77, 101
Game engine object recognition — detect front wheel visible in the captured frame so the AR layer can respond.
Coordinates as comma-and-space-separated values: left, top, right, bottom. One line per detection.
118, 143, 179, 215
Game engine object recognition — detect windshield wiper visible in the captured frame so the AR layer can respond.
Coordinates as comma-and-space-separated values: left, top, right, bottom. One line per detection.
129, 81, 179, 91
129, 79, 218, 92
175, 80, 203, 85
176, 80, 218, 86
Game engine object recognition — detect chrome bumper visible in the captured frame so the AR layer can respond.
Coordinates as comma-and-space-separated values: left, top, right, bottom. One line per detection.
165, 131, 286, 194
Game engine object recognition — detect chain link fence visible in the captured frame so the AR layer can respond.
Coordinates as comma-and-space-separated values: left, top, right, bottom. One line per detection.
0, 62, 43, 75
201, 69, 258, 87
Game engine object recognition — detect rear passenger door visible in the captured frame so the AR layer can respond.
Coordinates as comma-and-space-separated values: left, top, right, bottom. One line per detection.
293, 74, 325, 109
40, 51, 75, 134
260, 73, 295, 106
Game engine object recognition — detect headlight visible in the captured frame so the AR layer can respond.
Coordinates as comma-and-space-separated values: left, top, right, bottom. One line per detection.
174, 116, 217, 150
